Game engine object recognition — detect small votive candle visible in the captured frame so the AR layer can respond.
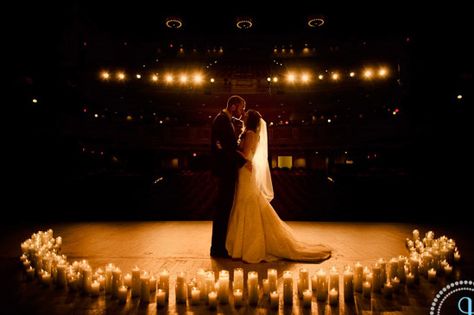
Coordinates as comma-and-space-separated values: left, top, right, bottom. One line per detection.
391, 277, 400, 293
156, 289, 166, 307
26, 267, 35, 280
123, 273, 132, 288
208, 291, 217, 309
233, 289, 243, 307
329, 288, 338, 306
362, 281, 371, 298
41, 272, 52, 286
270, 291, 279, 309
191, 287, 200, 305
454, 251, 461, 263
428, 268, 437, 282
406, 273, 415, 287
117, 285, 127, 303
383, 282, 393, 298
444, 264, 453, 277
302, 289, 312, 308
149, 275, 157, 292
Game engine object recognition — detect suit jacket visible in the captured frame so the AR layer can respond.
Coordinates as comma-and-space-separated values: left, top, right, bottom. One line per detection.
211, 110, 247, 177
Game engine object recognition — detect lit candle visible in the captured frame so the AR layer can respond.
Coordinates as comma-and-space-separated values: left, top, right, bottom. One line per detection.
197, 269, 207, 300
454, 251, 461, 263
175, 272, 187, 304
159, 269, 169, 301
149, 275, 157, 292
263, 279, 270, 296
299, 268, 309, 292
283, 271, 293, 305
233, 289, 243, 307
343, 267, 354, 302
90, 280, 100, 297
208, 291, 217, 309
444, 264, 453, 277
191, 287, 200, 305
406, 272, 415, 287
106, 264, 114, 295
131, 266, 141, 297
353, 262, 363, 292
233, 268, 244, 291
156, 289, 166, 307
41, 271, 52, 287
270, 291, 279, 309
329, 288, 338, 306
389, 258, 399, 279
391, 277, 400, 293
268, 269, 278, 292
118, 285, 127, 304
362, 281, 371, 298
56, 264, 67, 288
311, 275, 317, 292
412, 229, 420, 241
329, 266, 339, 291
218, 270, 229, 304
372, 264, 381, 292
302, 289, 312, 308
316, 269, 328, 302
247, 271, 259, 305
140, 272, 150, 303
112, 267, 122, 298
378, 258, 387, 285
428, 268, 437, 282
124, 273, 132, 288
97, 275, 105, 291
383, 281, 393, 298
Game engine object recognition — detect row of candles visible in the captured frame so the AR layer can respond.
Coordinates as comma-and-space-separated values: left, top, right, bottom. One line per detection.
19, 228, 461, 309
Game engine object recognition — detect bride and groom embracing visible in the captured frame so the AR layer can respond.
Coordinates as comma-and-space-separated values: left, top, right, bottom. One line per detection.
210, 95, 331, 263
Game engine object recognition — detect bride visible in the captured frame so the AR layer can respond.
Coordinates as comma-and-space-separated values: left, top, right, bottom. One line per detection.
226, 110, 332, 263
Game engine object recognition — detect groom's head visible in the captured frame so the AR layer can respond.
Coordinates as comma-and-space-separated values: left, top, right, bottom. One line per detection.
226, 95, 246, 119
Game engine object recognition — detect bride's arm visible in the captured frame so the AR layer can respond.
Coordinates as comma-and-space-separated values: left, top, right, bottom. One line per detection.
241, 131, 258, 170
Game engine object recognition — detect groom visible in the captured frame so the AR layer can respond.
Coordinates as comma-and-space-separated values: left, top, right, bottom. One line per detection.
210, 95, 248, 257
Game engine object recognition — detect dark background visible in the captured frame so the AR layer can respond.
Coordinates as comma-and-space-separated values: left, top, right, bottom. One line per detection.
7, 2, 473, 223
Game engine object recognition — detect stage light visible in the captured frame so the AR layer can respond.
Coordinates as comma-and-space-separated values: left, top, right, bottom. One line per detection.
457, 94, 463, 100
117, 72, 125, 80
32, 98, 38, 103
349, 72, 355, 77
179, 74, 188, 84
210, 78, 215, 83
94, 114, 99, 118
378, 67, 388, 77
267, 77, 271, 82
165, 74, 174, 83
193, 73, 203, 84
318, 74, 324, 80
301, 73, 311, 83
363, 69, 373, 79
151, 74, 158, 82
287, 73, 296, 83
136, 74, 141, 79
327, 118, 332, 123
273, 77, 278, 82
100, 71, 110, 80
331, 73, 339, 81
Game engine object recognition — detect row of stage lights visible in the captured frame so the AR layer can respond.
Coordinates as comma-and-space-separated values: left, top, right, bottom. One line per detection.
99, 67, 391, 85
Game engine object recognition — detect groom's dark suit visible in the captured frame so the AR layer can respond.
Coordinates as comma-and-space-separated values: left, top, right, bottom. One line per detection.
210, 110, 247, 257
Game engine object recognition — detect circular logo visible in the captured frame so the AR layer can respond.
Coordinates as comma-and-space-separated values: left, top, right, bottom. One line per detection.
431, 280, 474, 315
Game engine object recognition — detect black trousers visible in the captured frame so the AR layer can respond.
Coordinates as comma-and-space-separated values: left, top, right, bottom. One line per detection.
210, 175, 237, 256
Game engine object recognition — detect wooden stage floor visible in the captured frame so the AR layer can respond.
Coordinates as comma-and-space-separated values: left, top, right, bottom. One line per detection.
1, 221, 472, 314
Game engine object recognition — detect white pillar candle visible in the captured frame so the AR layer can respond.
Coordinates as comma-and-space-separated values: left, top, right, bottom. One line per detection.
299, 268, 309, 292
191, 287, 200, 305
159, 269, 169, 301
270, 291, 279, 309
262, 279, 270, 296
123, 273, 132, 288
97, 275, 105, 291
105, 264, 114, 295
131, 266, 141, 297
208, 291, 217, 309
316, 269, 328, 302
218, 270, 229, 304
233, 268, 244, 291
397, 256, 407, 283
268, 269, 277, 292
412, 229, 420, 241
302, 289, 312, 308
140, 272, 151, 303
175, 272, 187, 304
41, 271, 52, 286
371, 264, 381, 293
283, 271, 293, 305
233, 289, 243, 307
329, 266, 339, 291
343, 267, 354, 302
378, 258, 387, 285
389, 258, 398, 279
329, 288, 338, 306
197, 268, 207, 300
311, 275, 317, 292
149, 275, 157, 292
187, 280, 196, 299
118, 285, 127, 304
428, 268, 437, 282
454, 251, 461, 263
362, 281, 371, 298
247, 271, 259, 305
90, 280, 100, 297
112, 267, 122, 298
156, 289, 166, 307
56, 264, 67, 288
409, 257, 420, 282
353, 262, 363, 292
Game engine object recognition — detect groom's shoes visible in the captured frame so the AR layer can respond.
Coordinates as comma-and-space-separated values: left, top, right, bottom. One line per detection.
210, 249, 229, 258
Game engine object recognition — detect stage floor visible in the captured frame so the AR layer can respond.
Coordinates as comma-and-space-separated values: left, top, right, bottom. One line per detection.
1, 221, 472, 314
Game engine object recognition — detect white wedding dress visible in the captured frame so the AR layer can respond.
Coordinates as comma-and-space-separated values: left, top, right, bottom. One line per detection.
226, 119, 332, 263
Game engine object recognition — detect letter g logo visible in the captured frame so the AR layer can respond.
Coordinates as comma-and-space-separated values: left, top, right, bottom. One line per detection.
458, 297, 473, 315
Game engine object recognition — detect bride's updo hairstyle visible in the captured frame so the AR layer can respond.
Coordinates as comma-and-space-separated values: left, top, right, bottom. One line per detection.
244, 109, 262, 133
